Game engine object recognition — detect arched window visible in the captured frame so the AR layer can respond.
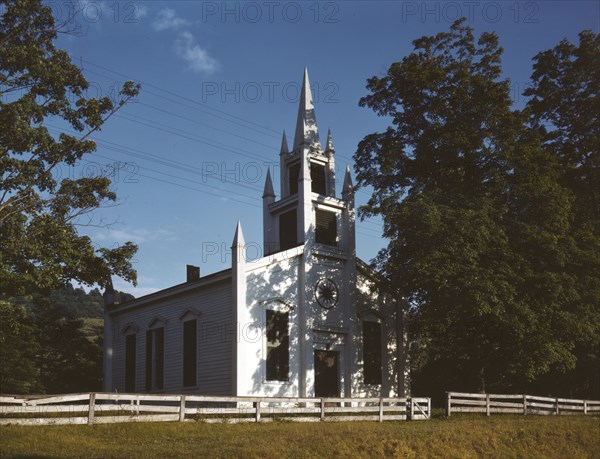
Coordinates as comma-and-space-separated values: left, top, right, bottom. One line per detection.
146, 317, 167, 391
122, 323, 139, 392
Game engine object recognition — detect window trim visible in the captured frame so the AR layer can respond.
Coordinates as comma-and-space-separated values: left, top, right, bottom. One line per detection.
314, 207, 338, 246
310, 162, 327, 195
145, 324, 165, 392
263, 302, 291, 384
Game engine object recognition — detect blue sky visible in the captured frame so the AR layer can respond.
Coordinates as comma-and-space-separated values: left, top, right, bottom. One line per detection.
47, 1, 598, 297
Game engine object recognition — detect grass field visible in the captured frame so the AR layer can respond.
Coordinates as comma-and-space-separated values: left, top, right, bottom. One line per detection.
1, 414, 598, 458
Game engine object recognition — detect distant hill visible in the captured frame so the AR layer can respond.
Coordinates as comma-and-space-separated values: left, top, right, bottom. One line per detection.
14, 284, 135, 320
1, 286, 136, 394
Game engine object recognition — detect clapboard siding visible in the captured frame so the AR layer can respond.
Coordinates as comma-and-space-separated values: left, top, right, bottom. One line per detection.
110, 278, 233, 395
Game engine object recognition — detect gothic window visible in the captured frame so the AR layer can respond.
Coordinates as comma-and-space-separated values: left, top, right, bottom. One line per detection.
182, 319, 197, 387
279, 209, 297, 251
363, 320, 382, 385
289, 163, 300, 195
315, 209, 337, 246
310, 163, 327, 195
146, 327, 164, 391
266, 310, 289, 381
125, 334, 136, 392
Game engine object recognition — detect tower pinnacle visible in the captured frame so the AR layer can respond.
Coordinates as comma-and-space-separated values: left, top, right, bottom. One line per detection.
293, 67, 321, 152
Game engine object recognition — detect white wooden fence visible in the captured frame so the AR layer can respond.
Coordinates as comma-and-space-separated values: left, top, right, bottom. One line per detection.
0, 393, 431, 426
446, 392, 600, 417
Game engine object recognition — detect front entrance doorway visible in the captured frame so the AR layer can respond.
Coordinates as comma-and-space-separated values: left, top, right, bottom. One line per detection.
314, 350, 339, 397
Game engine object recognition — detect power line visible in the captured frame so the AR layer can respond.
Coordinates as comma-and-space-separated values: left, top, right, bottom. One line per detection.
48, 125, 381, 237
79, 154, 383, 240
46, 124, 265, 197
114, 113, 274, 163
81, 59, 280, 137
81, 58, 361, 166
137, 101, 278, 150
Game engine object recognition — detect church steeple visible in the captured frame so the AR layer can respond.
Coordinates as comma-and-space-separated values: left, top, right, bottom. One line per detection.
293, 67, 321, 153
262, 68, 354, 256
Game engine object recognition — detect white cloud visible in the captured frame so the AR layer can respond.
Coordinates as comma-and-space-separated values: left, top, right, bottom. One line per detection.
175, 31, 219, 74
135, 4, 148, 20
95, 227, 177, 244
152, 8, 189, 31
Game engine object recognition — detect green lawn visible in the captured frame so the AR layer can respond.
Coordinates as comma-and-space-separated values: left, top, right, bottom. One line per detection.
1, 415, 598, 458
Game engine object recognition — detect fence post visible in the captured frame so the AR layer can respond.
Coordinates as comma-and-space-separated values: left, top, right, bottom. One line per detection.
446, 392, 452, 417
584, 400, 587, 415
486, 394, 490, 416
427, 398, 431, 420
320, 398, 325, 421
179, 395, 186, 422
523, 395, 527, 415
254, 401, 261, 423
88, 393, 96, 425
555, 398, 559, 415
409, 398, 414, 420
379, 398, 384, 422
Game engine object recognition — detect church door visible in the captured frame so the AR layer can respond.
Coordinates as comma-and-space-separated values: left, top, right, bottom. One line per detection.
314, 350, 340, 397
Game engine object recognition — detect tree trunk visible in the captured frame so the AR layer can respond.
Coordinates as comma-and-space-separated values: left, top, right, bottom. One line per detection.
478, 367, 486, 393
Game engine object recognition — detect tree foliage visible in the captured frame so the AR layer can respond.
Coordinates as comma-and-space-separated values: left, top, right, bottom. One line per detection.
0, 285, 133, 394
523, 30, 600, 398
355, 19, 599, 397
0, 0, 140, 296
0, 300, 41, 393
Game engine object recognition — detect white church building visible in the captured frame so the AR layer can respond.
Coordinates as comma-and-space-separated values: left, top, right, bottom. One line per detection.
103, 69, 409, 398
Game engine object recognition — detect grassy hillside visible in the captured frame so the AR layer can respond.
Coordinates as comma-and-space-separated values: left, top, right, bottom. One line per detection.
1, 415, 598, 458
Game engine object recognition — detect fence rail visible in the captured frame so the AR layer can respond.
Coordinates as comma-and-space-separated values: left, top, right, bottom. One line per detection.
446, 392, 600, 417
0, 393, 431, 426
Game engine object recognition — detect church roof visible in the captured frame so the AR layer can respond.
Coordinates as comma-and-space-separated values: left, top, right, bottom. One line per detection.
107, 268, 232, 313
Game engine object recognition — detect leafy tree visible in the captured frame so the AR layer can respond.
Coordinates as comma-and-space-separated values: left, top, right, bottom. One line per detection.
33, 298, 104, 393
0, 0, 140, 296
0, 300, 41, 393
524, 30, 599, 222
0, 286, 133, 394
355, 19, 595, 396
523, 31, 600, 397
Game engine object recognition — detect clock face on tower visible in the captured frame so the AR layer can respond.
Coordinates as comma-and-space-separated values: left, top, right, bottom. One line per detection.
315, 278, 339, 309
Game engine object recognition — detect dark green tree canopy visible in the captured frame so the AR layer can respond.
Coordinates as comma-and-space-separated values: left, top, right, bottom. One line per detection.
0, 0, 140, 296
355, 19, 599, 396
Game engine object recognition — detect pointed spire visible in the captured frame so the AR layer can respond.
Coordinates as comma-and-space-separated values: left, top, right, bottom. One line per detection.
293, 67, 321, 152
325, 129, 334, 153
232, 220, 245, 247
342, 165, 354, 196
263, 168, 275, 198
280, 130, 289, 155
